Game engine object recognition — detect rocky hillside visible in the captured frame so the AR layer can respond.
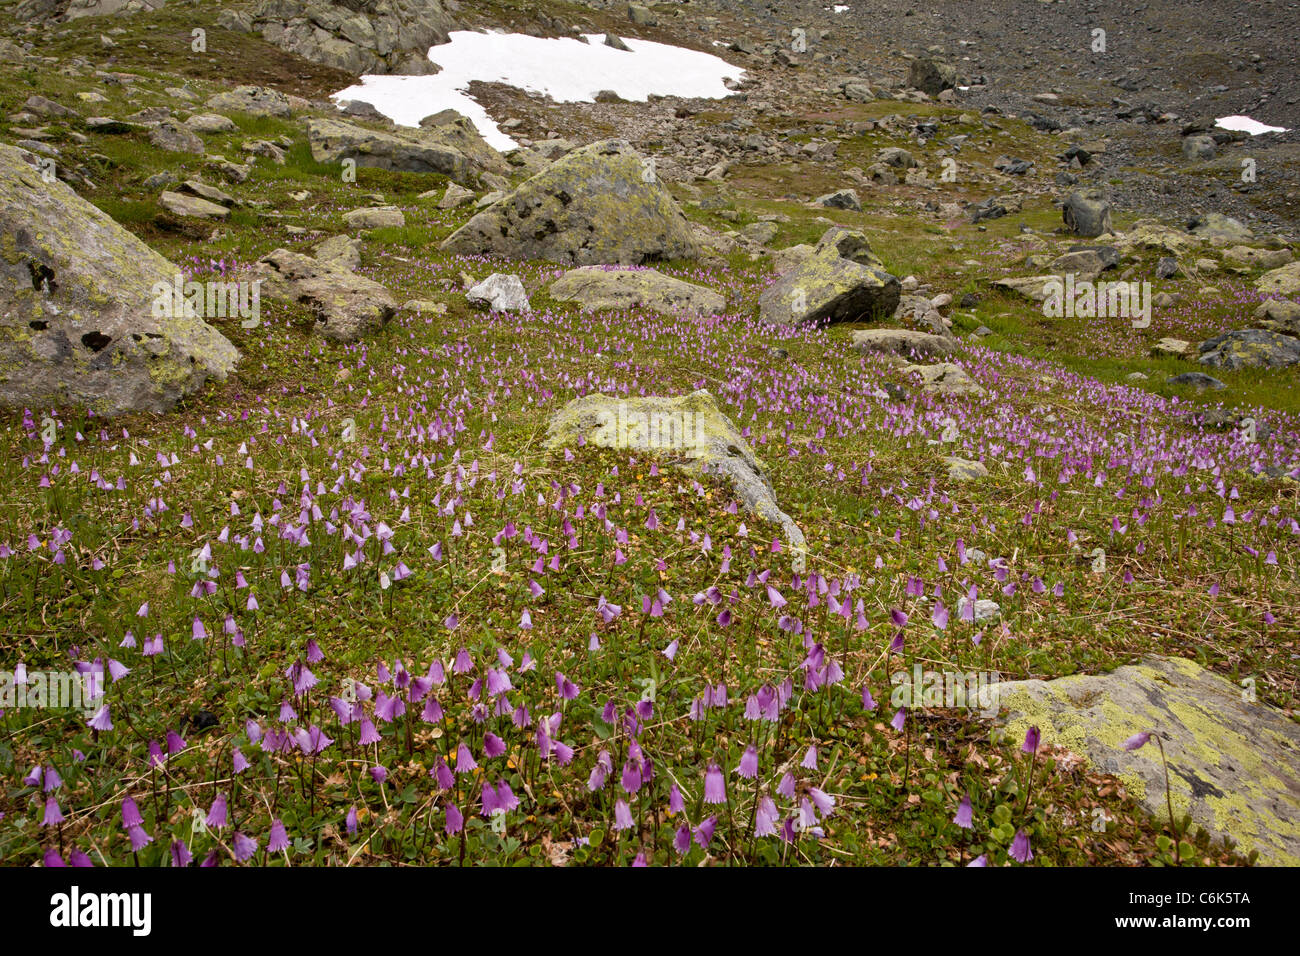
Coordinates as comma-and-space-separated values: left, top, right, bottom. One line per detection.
0, 0, 1296, 870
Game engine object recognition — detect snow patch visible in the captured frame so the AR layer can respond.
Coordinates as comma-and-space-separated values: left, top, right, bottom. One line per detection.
332, 30, 746, 151
1215, 114, 1289, 136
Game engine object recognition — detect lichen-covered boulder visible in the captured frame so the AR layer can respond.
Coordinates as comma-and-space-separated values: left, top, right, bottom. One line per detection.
758, 226, 899, 326
255, 248, 395, 343
0, 144, 237, 415
1256, 261, 1300, 297
307, 116, 506, 186
986, 656, 1300, 865
546, 390, 806, 570
1198, 329, 1300, 370
549, 266, 726, 316
440, 140, 700, 265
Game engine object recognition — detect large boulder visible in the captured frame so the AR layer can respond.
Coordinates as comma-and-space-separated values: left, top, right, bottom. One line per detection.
307, 116, 506, 186
255, 248, 395, 343
440, 140, 700, 265
1063, 188, 1112, 237
907, 56, 957, 96
0, 144, 237, 414
987, 656, 1300, 865
549, 266, 726, 316
1198, 329, 1300, 370
758, 227, 900, 326
546, 390, 806, 570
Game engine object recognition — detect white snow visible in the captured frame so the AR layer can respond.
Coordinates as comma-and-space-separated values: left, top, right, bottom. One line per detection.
833, 4, 851, 12
1215, 114, 1289, 135
332, 30, 746, 151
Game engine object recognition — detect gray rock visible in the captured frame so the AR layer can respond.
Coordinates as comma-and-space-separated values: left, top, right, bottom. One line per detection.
149, 120, 204, 155
1188, 212, 1252, 243
1198, 329, 1300, 370
549, 266, 726, 316
946, 457, 989, 481
255, 248, 395, 343
1049, 245, 1120, 279
441, 140, 700, 266
1063, 187, 1112, 237
307, 116, 506, 186
546, 389, 806, 571
343, 205, 405, 229
159, 190, 228, 220
1182, 134, 1216, 160
466, 273, 530, 312
183, 113, 237, 133
758, 226, 900, 326
1167, 372, 1226, 390
0, 143, 237, 415
1253, 298, 1300, 337
437, 183, 475, 209
902, 362, 986, 396
816, 188, 862, 211
311, 235, 362, 272
986, 656, 1300, 865
851, 328, 955, 359
205, 85, 292, 118
907, 56, 957, 96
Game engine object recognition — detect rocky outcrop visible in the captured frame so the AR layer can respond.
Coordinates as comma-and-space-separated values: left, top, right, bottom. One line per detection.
546, 390, 807, 571
549, 266, 726, 316
758, 226, 900, 326
223, 0, 455, 76
255, 247, 395, 342
1257, 261, 1300, 297
307, 116, 506, 187
441, 140, 700, 266
0, 144, 237, 415
987, 656, 1300, 865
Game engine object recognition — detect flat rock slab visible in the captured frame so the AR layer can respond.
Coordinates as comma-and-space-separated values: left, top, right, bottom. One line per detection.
546, 389, 806, 570
986, 656, 1300, 865
852, 328, 955, 359
159, 190, 228, 220
549, 266, 725, 316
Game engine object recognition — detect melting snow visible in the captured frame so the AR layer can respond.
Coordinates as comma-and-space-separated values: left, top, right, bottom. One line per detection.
332, 30, 746, 151
1215, 114, 1289, 135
